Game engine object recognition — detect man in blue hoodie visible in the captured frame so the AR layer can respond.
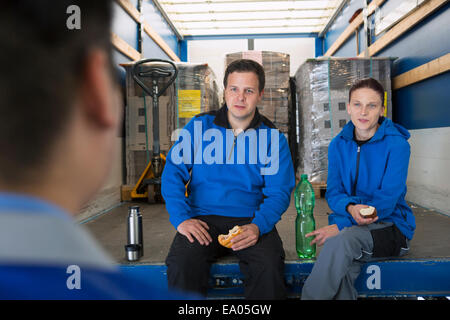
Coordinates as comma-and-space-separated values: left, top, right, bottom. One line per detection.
162, 59, 295, 299
301, 78, 416, 300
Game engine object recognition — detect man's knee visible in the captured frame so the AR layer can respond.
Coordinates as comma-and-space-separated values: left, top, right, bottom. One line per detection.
239, 247, 286, 299
238, 239, 285, 276
166, 237, 212, 295
166, 234, 212, 271
250, 254, 284, 278
166, 249, 199, 271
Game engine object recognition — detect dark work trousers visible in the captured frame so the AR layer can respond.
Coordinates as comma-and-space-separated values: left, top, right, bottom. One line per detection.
165, 215, 286, 299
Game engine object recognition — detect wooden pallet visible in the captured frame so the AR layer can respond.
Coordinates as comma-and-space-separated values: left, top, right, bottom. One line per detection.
120, 185, 134, 201
295, 174, 327, 198
311, 181, 327, 198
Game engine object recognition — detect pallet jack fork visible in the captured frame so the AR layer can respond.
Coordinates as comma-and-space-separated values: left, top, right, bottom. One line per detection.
130, 59, 178, 203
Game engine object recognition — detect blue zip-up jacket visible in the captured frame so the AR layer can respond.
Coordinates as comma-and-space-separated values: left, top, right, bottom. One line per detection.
0, 192, 195, 299
327, 117, 416, 240
162, 105, 295, 235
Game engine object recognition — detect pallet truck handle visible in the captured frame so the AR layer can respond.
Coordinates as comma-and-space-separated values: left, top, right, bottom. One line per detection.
132, 59, 178, 98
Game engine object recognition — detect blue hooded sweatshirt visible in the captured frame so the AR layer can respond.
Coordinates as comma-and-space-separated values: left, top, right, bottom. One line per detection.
327, 117, 416, 240
162, 105, 295, 235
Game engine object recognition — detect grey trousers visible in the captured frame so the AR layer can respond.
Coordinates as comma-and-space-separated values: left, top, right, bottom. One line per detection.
301, 222, 409, 300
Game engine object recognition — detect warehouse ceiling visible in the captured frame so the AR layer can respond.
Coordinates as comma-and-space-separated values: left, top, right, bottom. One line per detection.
154, 0, 345, 36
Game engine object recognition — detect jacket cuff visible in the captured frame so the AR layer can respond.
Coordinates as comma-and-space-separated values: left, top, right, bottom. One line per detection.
251, 215, 270, 236
169, 214, 192, 231
336, 197, 360, 215
328, 215, 353, 231
345, 202, 356, 213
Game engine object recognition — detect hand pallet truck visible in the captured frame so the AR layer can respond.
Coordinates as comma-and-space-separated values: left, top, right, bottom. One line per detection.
130, 59, 178, 203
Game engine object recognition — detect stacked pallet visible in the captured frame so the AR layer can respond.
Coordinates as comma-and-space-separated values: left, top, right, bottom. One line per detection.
311, 182, 327, 199
225, 51, 290, 140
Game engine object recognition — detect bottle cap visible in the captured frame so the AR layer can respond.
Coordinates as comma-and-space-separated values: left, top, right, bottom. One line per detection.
301, 174, 308, 180
129, 206, 140, 215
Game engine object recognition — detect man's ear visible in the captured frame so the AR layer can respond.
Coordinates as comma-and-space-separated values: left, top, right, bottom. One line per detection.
80, 49, 118, 128
258, 89, 264, 102
380, 104, 385, 117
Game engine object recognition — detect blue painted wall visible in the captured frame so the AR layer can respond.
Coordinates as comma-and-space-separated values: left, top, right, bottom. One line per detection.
141, 1, 179, 59
112, 1, 139, 56
324, 0, 365, 57
323, 0, 450, 130
112, 0, 180, 63
111, 0, 181, 84
377, 3, 450, 130
393, 72, 450, 129
179, 40, 188, 62
112, 1, 140, 85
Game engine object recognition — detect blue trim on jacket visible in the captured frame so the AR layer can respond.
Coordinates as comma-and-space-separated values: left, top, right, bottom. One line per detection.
326, 117, 416, 240
162, 105, 296, 235
0, 193, 196, 299
0, 192, 71, 221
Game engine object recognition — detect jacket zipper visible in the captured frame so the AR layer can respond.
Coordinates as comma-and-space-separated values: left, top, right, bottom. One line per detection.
352, 145, 361, 196
228, 135, 237, 161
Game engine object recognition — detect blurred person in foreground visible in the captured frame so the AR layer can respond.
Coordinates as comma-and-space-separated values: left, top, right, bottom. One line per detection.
0, 0, 192, 299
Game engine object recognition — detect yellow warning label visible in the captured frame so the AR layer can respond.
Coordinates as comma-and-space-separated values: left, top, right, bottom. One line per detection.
178, 90, 201, 118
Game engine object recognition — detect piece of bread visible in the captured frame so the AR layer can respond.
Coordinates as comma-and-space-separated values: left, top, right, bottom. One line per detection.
218, 225, 242, 248
360, 206, 377, 219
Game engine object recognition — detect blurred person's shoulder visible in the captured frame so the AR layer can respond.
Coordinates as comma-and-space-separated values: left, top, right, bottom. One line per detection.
0, 192, 198, 300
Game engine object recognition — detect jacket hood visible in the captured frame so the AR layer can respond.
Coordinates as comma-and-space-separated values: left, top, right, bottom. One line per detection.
340, 117, 410, 142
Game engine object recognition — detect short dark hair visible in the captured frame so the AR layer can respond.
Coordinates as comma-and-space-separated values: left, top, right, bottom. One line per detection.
224, 59, 265, 93
349, 77, 385, 106
0, 1, 113, 184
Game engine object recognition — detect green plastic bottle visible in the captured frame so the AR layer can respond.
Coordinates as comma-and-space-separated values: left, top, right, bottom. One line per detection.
294, 174, 316, 259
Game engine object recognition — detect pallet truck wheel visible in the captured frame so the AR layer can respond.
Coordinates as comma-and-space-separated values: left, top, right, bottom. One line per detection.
147, 185, 156, 204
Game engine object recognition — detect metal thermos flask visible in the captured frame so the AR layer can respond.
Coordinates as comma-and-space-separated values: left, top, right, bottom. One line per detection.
125, 206, 143, 261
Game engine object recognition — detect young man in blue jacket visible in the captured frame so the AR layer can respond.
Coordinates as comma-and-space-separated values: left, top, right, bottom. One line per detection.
162, 59, 296, 299
301, 78, 416, 300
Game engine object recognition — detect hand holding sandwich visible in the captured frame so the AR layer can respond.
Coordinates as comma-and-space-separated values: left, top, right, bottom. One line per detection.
218, 224, 260, 251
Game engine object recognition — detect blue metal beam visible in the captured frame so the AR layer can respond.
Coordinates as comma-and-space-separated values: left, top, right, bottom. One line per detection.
184, 33, 318, 41
120, 258, 450, 299
179, 40, 188, 62
315, 37, 324, 57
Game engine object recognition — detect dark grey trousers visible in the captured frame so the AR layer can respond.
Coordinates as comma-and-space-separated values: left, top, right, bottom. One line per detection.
301, 222, 409, 300
166, 215, 287, 299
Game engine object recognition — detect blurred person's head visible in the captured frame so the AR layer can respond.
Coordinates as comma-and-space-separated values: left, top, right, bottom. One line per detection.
0, 0, 120, 213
